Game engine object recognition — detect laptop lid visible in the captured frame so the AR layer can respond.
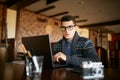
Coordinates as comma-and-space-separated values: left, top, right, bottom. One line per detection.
22, 35, 52, 69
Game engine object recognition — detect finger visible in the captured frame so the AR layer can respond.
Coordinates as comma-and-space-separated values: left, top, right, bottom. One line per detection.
53, 54, 60, 62
54, 53, 60, 58
54, 54, 62, 62
56, 56, 61, 62
54, 52, 61, 59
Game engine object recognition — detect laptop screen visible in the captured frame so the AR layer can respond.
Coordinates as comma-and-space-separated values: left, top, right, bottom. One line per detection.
22, 35, 52, 69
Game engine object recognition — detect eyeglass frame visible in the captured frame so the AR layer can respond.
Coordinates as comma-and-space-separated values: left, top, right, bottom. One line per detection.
60, 25, 75, 31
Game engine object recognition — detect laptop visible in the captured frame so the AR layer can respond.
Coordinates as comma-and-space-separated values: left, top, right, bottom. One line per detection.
22, 35, 66, 69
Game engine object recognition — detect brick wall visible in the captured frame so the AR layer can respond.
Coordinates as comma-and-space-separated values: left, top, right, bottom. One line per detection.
15, 9, 62, 57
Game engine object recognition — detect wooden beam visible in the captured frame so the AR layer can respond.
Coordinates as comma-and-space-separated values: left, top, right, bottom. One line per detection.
35, 5, 55, 14
78, 19, 120, 28
74, 16, 79, 18
46, 0, 59, 5
4, 0, 19, 8
48, 11, 69, 17
4, 0, 39, 10
76, 19, 88, 23
19, 0, 39, 9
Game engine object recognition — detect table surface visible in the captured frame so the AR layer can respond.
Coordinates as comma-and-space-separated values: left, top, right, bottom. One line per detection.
1, 61, 120, 80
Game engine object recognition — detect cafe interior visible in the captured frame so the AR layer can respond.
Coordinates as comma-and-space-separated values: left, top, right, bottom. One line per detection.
0, 0, 120, 80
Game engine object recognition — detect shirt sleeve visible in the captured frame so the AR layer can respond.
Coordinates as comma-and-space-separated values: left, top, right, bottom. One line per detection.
66, 40, 100, 67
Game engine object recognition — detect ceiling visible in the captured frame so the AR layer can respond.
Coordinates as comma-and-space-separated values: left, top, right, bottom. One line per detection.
1, 0, 120, 34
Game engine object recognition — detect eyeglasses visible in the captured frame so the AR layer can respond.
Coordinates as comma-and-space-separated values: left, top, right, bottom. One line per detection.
60, 25, 75, 31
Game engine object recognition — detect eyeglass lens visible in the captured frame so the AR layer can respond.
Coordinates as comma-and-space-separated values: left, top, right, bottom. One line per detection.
61, 25, 75, 31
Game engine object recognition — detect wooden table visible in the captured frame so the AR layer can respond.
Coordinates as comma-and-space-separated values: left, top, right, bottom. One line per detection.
1, 62, 120, 80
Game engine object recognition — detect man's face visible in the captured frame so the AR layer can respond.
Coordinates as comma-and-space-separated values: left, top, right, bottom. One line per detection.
61, 20, 76, 41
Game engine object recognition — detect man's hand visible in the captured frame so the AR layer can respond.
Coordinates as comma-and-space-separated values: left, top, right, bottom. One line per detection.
52, 52, 66, 63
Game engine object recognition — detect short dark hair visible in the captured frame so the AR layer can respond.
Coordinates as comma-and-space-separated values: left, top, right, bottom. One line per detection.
61, 15, 76, 25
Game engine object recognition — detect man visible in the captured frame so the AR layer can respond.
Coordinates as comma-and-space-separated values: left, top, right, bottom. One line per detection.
52, 15, 100, 67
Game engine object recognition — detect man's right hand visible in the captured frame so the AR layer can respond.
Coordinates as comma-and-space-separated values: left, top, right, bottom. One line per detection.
52, 52, 66, 63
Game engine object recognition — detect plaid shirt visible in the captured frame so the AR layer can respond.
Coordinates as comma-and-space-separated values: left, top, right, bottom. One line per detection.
52, 32, 100, 67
